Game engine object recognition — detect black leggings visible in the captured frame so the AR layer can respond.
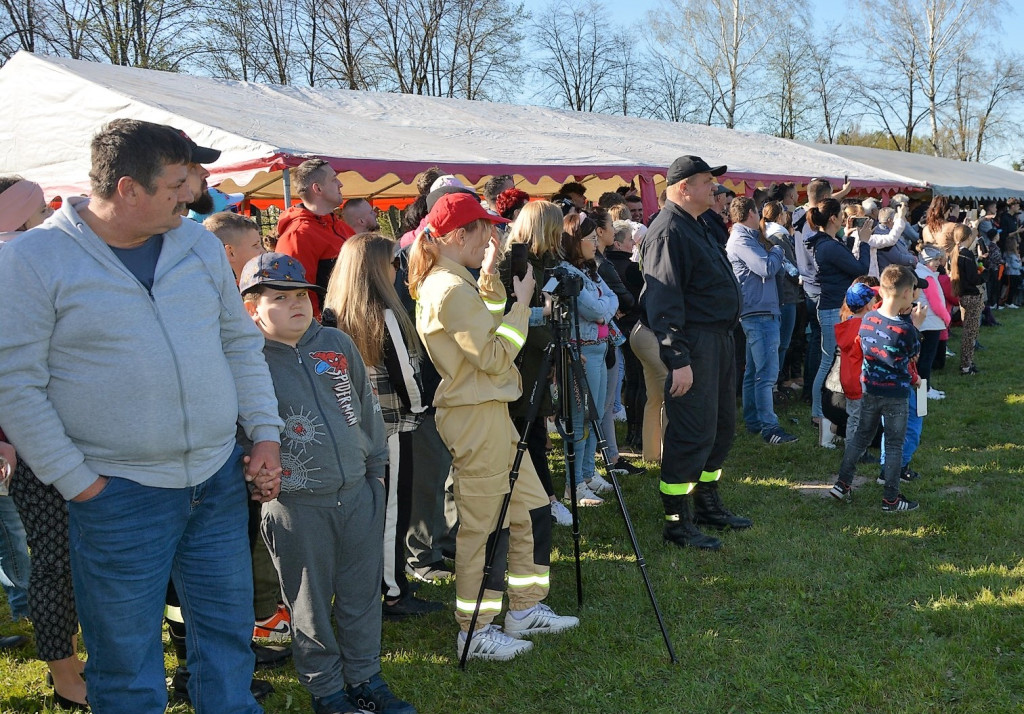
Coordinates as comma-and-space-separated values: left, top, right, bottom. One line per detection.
10, 462, 78, 662
512, 415, 555, 499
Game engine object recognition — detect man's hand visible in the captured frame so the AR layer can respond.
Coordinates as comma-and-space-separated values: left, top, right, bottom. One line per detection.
72, 476, 109, 503
669, 365, 693, 398
245, 441, 282, 502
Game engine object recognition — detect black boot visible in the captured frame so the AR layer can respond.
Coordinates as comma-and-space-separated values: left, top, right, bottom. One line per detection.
662, 493, 722, 550
693, 482, 753, 530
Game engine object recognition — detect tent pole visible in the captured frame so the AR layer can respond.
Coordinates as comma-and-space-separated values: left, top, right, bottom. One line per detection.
639, 174, 657, 224
282, 168, 292, 208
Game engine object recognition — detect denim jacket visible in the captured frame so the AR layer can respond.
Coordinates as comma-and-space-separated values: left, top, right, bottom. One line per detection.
558, 261, 618, 342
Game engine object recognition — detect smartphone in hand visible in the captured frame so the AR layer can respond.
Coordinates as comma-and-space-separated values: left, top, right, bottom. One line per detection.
510, 242, 529, 280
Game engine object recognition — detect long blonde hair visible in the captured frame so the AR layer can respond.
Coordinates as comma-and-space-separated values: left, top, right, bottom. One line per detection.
948, 223, 974, 297
325, 233, 420, 366
505, 201, 562, 258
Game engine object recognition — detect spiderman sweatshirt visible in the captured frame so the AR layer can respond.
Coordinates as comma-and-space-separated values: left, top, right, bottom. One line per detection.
260, 321, 388, 506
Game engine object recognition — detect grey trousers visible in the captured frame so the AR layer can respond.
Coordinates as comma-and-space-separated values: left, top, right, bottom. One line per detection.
262, 479, 384, 697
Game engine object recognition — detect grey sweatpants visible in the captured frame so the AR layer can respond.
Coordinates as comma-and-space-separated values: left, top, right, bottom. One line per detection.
261, 479, 385, 697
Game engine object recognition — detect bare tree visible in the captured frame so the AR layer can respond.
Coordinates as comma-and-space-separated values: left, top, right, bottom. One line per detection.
651, 0, 803, 128
0, 0, 42, 57
856, 0, 927, 151
806, 30, 856, 143
949, 54, 1024, 161
202, 0, 263, 81
249, 0, 301, 84
603, 28, 643, 116
85, 0, 199, 69
636, 52, 704, 123
762, 19, 813, 138
441, 0, 524, 100
318, 0, 379, 89
43, 0, 92, 59
531, 0, 618, 112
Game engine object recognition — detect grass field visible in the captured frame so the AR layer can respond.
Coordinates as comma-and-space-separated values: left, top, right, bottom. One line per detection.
2, 310, 1022, 713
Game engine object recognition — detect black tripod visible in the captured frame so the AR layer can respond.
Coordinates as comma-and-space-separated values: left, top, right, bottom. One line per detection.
459, 273, 677, 669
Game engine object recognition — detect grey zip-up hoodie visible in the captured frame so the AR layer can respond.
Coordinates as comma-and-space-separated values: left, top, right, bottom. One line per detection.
0, 198, 283, 500
261, 321, 388, 506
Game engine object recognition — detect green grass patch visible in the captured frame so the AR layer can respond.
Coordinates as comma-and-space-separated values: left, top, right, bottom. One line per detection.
2, 312, 1023, 712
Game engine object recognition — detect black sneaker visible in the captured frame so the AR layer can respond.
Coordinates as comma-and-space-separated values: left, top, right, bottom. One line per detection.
876, 466, 921, 485
609, 456, 646, 476
382, 593, 445, 621
251, 640, 292, 669
347, 673, 416, 714
763, 426, 798, 444
829, 481, 852, 501
881, 494, 919, 513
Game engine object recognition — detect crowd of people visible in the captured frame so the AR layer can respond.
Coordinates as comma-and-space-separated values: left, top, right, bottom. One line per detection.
0, 119, 1020, 714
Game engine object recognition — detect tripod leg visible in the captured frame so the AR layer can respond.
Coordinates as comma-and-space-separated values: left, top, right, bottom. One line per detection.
567, 350, 679, 664
553, 344, 585, 609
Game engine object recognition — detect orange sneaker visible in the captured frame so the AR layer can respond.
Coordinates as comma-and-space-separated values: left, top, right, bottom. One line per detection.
253, 604, 291, 641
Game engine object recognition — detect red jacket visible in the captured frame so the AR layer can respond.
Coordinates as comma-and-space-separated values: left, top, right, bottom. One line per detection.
276, 206, 355, 315
834, 316, 864, 400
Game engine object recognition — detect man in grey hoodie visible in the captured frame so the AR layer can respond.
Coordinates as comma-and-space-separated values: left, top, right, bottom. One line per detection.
0, 119, 284, 714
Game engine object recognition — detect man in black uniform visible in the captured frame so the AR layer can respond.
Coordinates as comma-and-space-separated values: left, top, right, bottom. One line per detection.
641, 156, 751, 551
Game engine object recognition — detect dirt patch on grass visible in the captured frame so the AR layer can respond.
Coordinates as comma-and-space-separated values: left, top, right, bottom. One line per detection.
792, 474, 873, 498
939, 485, 973, 496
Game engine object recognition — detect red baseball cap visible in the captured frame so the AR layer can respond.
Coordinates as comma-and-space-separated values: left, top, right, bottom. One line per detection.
426, 193, 509, 235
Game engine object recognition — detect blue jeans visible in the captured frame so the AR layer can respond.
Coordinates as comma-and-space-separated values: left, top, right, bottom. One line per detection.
740, 314, 781, 434
778, 302, 797, 382
0, 496, 30, 620
812, 307, 841, 419
68, 447, 259, 714
568, 343, 607, 485
838, 393, 909, 501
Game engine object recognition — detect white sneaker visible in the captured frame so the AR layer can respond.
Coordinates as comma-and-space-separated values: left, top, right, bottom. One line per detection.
586, 473, 613, 494
564, 481, 604, 506
550, 500, 573, 526
456, 624, 533, 661
927, 388, 945, 400
504, 603, 579, 638
612, 407, 627, 422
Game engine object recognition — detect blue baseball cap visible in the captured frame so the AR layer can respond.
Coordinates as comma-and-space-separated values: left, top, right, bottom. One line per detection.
239, 252, 323, 296
845, 282, 878, 311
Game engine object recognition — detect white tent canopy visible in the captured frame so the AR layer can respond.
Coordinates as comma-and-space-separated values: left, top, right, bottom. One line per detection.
1, 51, 927, 211
795, 141, 1024, 201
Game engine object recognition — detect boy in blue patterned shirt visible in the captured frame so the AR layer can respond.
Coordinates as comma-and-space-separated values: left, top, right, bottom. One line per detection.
830, 265, 928, 512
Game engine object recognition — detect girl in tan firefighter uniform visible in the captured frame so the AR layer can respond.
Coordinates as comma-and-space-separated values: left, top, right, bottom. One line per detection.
409, 193, 578, 661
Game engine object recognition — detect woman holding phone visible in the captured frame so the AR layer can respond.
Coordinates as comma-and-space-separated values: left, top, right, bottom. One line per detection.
410, 194, 578, 662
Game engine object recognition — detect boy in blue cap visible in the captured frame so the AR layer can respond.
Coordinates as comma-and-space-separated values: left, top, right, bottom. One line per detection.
240, 252, 415, 714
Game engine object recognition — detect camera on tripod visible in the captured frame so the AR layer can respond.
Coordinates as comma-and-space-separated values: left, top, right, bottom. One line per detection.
542, 266, 583, 299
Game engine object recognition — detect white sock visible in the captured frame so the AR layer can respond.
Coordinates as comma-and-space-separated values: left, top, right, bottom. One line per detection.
509, 605, 537, 620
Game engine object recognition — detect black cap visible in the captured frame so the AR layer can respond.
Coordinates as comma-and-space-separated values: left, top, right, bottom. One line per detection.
666, 155, 726, 185
915, 276, 929, 290
177, 129, 221, 164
